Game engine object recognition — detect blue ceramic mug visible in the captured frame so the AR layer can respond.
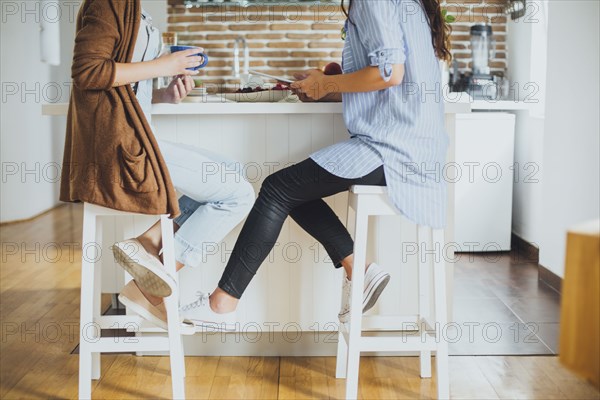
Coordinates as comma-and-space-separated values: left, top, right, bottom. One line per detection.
170, 45, 209, 71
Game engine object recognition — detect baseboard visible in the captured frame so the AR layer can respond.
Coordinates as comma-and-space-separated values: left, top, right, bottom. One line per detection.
539, 264, 562, 294
0, 203, 67, 225
511, 233, 562, 294
511, 233, 539, 264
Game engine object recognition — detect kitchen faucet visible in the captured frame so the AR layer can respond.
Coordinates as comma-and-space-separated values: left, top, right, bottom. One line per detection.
232, 36, 249, 78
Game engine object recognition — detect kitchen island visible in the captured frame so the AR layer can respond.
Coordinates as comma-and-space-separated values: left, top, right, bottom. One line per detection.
43, 99, 469, 355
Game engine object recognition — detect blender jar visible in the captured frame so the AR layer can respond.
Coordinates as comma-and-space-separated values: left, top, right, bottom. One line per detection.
470, 24, 496, 76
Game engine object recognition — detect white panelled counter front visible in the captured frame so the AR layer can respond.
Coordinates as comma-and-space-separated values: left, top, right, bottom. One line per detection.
43, 99, 470, 356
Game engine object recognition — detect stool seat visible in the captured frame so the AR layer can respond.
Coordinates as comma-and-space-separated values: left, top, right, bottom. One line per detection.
350, 185, 388, 194
78, 203, 186, 399
336, 186, 450, 399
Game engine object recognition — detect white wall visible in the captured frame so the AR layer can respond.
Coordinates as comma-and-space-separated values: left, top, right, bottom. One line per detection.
0, 0, 166, 223
538, 0, 600, 277
142, 0, 167, 32
507, 0, 548, 248
0, 0, 75, 222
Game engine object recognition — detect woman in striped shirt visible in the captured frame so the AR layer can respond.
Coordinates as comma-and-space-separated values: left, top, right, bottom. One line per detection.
180, 0, 452, 330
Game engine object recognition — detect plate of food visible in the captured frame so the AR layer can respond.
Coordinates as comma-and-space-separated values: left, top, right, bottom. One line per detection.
219, 83, 293, 103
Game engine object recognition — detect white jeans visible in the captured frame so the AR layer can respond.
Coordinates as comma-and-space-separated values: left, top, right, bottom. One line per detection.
158, 140, 255, 268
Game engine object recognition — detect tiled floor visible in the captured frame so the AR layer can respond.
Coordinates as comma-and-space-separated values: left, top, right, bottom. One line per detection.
450, 252, 560, 355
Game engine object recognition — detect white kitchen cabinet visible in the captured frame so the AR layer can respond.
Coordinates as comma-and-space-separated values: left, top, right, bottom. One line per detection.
454, 112, 516, 251
42, 101, 469, 355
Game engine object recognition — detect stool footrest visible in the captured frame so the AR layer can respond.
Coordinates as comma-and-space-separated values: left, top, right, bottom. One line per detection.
359, 314, 421, 330
86, 336, 171, 353
342, 331, 439, 352
96, 315, 143, 329
340, 315, 438, 332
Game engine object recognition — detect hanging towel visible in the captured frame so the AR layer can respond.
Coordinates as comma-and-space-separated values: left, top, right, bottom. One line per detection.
40, 0, 61, 66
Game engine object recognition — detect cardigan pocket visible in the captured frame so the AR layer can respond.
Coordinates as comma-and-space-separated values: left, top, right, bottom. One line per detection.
118, 143, 159, 193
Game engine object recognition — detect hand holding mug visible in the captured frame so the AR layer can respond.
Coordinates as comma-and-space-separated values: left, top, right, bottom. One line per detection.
158, 46, 208, 76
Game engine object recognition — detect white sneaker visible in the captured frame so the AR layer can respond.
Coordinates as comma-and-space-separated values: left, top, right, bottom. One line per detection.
111, 238, 176, 297
118, 280, 195, 335
180, 292, 237, 332
338, 263, 391, 323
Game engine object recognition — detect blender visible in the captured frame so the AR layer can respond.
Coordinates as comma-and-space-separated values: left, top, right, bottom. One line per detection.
467, 24, 499, 100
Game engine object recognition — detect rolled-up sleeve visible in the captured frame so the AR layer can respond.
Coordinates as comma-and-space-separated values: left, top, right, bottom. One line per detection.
352, 0, 406, 82
71, 1, 119, 90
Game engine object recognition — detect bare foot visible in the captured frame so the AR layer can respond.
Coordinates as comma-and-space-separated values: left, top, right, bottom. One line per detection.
209, 287, 239, 313
136, 236, 161, 260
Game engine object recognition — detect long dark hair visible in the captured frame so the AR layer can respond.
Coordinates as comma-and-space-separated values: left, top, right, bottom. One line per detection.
341, 0, 452, 62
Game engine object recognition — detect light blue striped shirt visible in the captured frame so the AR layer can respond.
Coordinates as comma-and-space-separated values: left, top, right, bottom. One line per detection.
311, 0, 449, 228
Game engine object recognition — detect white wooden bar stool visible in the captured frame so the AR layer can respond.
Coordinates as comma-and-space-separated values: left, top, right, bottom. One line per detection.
335, 186, 450, 400
78, 203, 186, 399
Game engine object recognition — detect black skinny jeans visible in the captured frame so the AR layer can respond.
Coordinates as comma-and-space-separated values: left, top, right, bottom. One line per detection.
218, 158, 386, 299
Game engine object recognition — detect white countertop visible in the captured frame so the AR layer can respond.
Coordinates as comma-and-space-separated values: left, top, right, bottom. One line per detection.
41, 91, 537, 116
42, 97, 471, 115
470, 100, 535, 111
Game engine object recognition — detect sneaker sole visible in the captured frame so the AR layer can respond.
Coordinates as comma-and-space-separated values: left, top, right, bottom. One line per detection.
186, 319, 237, 333
363, 271, 391, 313
111, 245, 173, 298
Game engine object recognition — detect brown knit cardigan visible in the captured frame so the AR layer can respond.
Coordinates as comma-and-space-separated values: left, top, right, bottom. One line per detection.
60, 0, 180, 217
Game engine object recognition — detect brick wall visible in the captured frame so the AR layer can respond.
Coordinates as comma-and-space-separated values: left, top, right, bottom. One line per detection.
167, 0, 509, 85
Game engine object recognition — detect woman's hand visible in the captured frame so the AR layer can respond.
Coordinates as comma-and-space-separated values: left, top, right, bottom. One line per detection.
290, 72, 314, 102
290, 69, 336, 101
157, 48, 205, 77
155, 75, 195, 104
291, 71, 342, 102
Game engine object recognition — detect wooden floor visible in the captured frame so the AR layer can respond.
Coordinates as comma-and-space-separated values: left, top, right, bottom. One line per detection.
1, 204, 599, 399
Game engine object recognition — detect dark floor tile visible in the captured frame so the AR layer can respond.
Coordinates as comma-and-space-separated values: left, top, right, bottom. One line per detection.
452, 297, 521, 324
453, 278, 498, 299
532, 322, 560, 354
452, 252, 562, 356
487, 265, 541, 282
453, 253, 514, 275
504, 295, 561, 324
448, 322, 553, 356
486, 277, 560, 301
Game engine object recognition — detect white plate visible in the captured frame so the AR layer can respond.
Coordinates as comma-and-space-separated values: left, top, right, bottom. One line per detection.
219, 90, 292, 103
188, 88, 207, 96
182, 95, 235, 103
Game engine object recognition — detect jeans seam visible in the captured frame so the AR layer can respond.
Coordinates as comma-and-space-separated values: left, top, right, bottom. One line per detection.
173, 207, 192, 226
174, 235, 194, 265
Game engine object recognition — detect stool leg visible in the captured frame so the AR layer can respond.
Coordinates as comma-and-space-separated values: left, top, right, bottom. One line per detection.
345, 199, 368, 400
91, 216, 103, 380
418, 226, 432, 379
336, 202, 355, 379
335, 322, 348, 378
79, 207, 97, 399
433, 229, 449, 399
161, 216, 186, 399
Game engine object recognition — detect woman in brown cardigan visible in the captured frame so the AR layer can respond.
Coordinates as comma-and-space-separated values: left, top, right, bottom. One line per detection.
62, 0, 254, 329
